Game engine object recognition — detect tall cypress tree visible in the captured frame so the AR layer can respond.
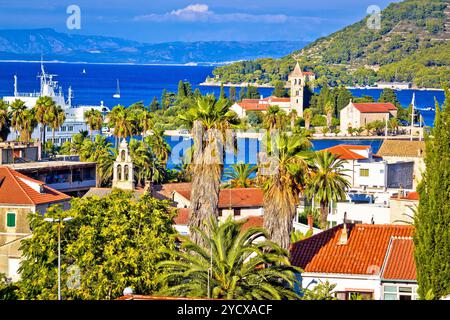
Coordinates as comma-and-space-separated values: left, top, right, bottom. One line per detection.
177, 80, 186, 98
229, 86, 236, 103
414, 88, 450, 299
238, 87, 246, 101
219, 83, 226, 100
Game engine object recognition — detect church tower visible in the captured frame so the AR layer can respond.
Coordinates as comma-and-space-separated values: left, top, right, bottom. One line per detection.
112, 139, 134, 190
288, 61, 305, 117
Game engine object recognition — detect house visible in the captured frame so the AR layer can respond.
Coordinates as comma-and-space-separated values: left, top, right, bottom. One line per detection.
0, 141, 40, 164
376, 140, 425, 188
0, 166, 71, 281
6, 160, 97, 197
290, 223, 417, 300
229, 96, 292, 118
376, 82, 412, 90
328, 191, 419, 227
324, 144, 414, 189
172, 187, 265, 220
340, 102, 398, 133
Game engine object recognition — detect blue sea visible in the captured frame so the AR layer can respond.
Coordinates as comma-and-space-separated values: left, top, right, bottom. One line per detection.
0, 62, 445, 127
0, 61, 444, 170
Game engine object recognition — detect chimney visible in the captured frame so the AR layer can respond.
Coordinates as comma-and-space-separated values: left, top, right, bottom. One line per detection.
307, 215, 314, 231
397, 185, 404, 199
338, 212, 348, 245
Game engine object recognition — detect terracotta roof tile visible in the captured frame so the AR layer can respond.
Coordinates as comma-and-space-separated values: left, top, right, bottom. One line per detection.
174, 208, 190, 225
237, 102, 268, 112
176, 188, 264, 209
352, 102, 397, 113
0, 166, 71, 205
381, 237, 416, 281
290, 224, 414, 276
391, 191, 420, 201
377, 140, 426, 158
324, 145, 371, 160
239, 216, 264, 231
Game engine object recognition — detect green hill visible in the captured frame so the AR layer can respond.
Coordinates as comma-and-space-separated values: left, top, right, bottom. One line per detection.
212, 0, 450, 88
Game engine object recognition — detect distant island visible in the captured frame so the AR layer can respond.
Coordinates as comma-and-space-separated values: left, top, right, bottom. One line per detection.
211, 0, 450, 89
0, 28, 309, 65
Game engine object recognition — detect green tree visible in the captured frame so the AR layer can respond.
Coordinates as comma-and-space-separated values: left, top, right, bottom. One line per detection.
9, 99, 27, 140
305, 151, 350, 228
34, 96, 55, 155
219, 83, 226, 100
229, 86, 236, 103
378, 88, 401, 108
156, 217, 300, 300
223, 163, 257, 188
177, 80, 186, 99
144, 127, 171, 166
0, 273, 19, 300
272, 80, 288, 97
149, 97, 160, 112
246, 85, 260, 99
48, 105, 66, 144
0, 99, 11, 142
107, 105, 135, 147
260, 133, 311, 249
18, 190, 177, 300
138, 109, 154, 138
302, 281, 337, 300
179, 94, 239, 245
238, 87, 246, 101
84, 108, 103, 138
303, 109, 312, 130
264, 105, 286, 133
414, 90, 450, 300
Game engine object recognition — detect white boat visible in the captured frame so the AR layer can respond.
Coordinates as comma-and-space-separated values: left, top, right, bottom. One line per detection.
82, 68, 86, 74
3, 62, 110, 146
113, 79, 121, 98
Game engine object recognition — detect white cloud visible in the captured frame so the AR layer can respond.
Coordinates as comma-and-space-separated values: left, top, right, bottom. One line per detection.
134, 4, 288, 24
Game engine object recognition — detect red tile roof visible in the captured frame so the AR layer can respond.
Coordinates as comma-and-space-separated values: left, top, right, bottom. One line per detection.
264, 96, 291, 103
290, 224, 414, 276
240, 216, 264, 231
324, 145, 371, 160
176, 188, 264, 209
237, 101, 268, 112
174, 208, 190, 225
352, 102, 397, 113
303, 71, 315, 76
381, 237, 416, 281
0, 166, 71, 205
391, 191, 419, 201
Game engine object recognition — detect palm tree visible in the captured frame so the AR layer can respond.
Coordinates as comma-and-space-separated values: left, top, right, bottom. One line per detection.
289, 110, 298, 131
223, 163, 257, 188
84, 108, 103, 138
79, 134, 116, 186
9, 99, 27, 140
389, 117, 399, 134
144, 127, 171, 166
129, 139, 153, 187
16, 108, 37, 143
264, 105, 286, 133
0, 100, 10, 142
305, 151, 351, 229
107, 105, 135, 147
324, 101, 334, 129
156, 217, 300, 300
34, 96, 55, 154
179, 94, 239, 245
259, 133, 311, 250
303, 108, 312, 130
138, 109, 154, 138
60, 130, 89, 155
48, 105, 66, 144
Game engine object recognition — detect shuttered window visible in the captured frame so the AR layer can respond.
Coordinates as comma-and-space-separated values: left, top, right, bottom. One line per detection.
6, 213, 16, 228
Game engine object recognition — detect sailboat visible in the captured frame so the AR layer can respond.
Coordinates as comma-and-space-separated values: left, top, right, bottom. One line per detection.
113, 79, 121, 99
82, 68, 86, 75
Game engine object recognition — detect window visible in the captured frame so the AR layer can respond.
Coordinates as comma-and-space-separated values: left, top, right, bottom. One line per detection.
61, 126, 66, 132
68, 126, 74, 131
360, 168, 369, 177
6, 212, 16, 228
335, 291, 373, 300
382, 285, 418, 300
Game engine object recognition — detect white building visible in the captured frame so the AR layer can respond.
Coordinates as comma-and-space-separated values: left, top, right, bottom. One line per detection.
291, 223, 418, 300
324, 144, 414, 190
340, 102, 398, 133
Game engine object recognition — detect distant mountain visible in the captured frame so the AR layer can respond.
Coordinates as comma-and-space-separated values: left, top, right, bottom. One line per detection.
0, 28, 309, 65
212, 0, 450, 88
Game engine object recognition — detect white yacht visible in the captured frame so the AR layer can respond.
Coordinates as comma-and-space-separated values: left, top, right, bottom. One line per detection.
3, 62, 110, 146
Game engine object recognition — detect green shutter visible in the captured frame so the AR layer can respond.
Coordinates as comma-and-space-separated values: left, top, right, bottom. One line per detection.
6, 213, 16, 228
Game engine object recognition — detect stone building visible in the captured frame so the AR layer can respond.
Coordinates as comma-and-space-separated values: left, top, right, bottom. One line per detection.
340, 102, 398, 133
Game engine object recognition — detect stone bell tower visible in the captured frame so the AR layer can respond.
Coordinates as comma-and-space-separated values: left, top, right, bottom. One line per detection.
288, 61, 305, 117
112, 139, 134, 190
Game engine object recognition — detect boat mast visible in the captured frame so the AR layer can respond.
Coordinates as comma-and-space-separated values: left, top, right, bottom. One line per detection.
410, 93, 415, 141
13, 75, 18, 97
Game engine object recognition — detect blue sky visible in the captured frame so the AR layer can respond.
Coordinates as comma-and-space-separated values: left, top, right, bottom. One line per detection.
0, 0, 399, 42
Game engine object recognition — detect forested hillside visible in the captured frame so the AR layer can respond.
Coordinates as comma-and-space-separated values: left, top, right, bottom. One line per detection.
212, 0, 450, 88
